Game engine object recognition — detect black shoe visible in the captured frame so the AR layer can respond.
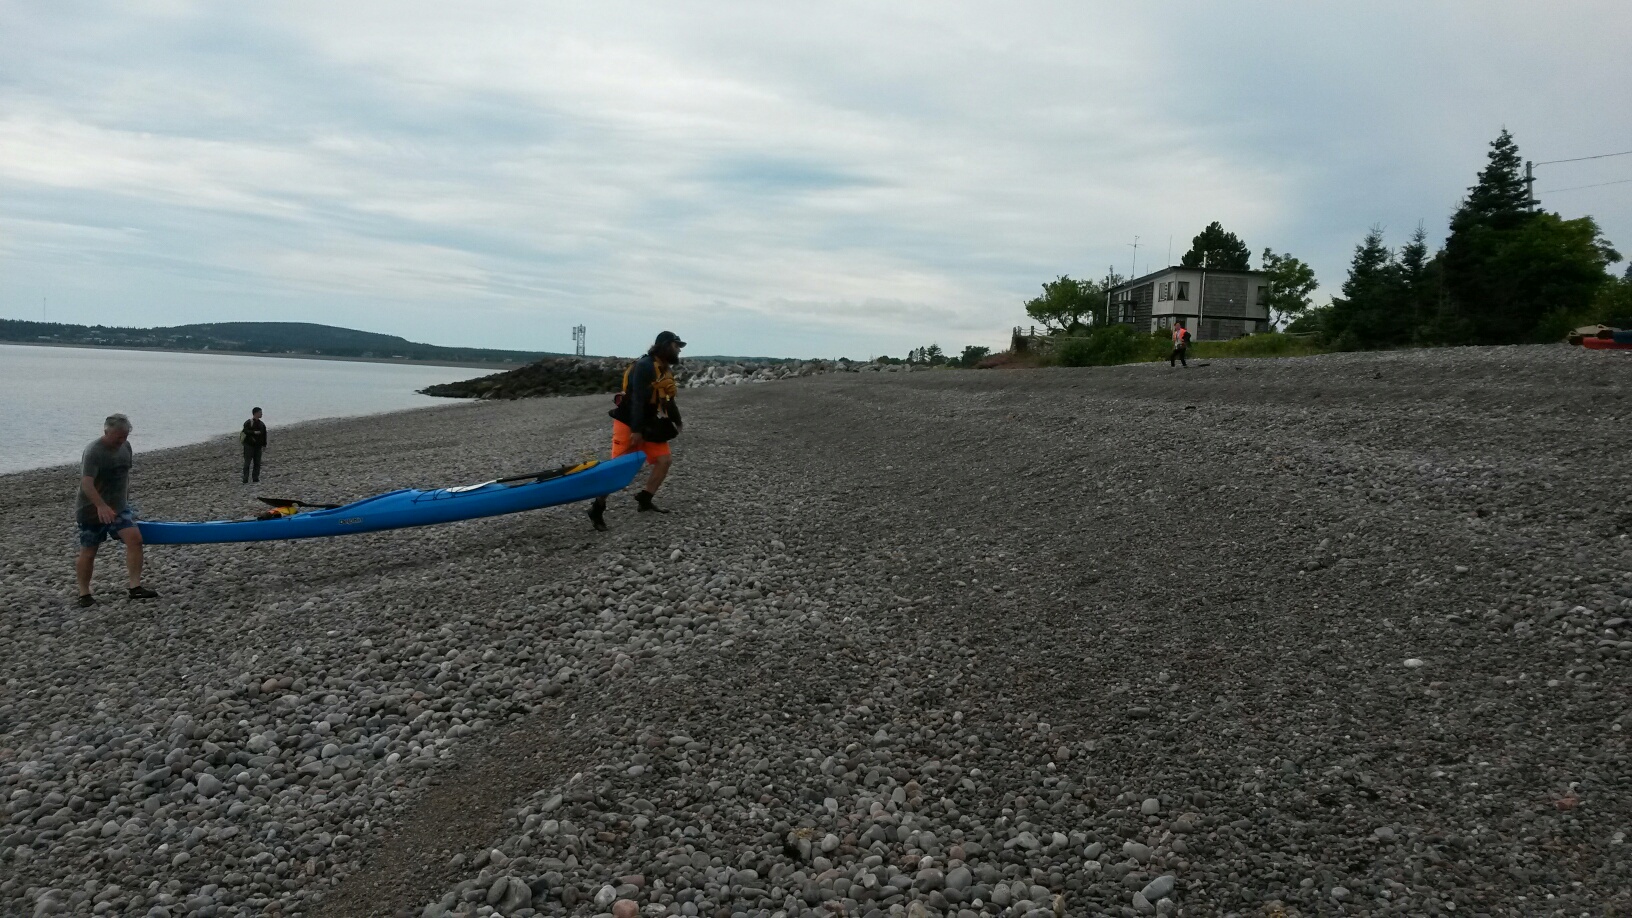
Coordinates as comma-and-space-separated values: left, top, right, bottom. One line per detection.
635, 492, 670, 514
586, 504, 608, 531
128, 585, 159, 600
77, 594, 96, 608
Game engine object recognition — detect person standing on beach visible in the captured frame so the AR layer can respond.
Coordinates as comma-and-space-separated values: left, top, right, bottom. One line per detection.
75, 413, 159, 607
241, 406, 268, 484
1170, 320, 1192, 368
588, 331, 685, 530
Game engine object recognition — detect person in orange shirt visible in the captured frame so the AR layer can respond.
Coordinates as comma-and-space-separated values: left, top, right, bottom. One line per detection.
588, 331, 685, 530
1170, 320, 1192, 368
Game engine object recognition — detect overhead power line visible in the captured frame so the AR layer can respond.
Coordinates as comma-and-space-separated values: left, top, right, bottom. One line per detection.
1534, 150, 1632, 166
1537, 177, 1632, 194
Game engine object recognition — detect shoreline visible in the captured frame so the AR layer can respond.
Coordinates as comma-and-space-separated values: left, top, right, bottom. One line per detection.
1, 340, 530, 371
0, 398, 473, 481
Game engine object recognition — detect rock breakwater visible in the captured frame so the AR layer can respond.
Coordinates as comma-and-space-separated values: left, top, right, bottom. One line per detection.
420, 357, 919, 400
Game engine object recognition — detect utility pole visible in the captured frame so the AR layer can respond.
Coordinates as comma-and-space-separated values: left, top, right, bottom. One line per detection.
1105, 264, 1115, 326
1127, 236, 1141, 279
571, 324, 586, 357
1525, 160, 1535, 211
1197, 269, 1207, 341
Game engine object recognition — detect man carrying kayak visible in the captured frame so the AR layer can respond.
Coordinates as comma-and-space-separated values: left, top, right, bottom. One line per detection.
588, 331, 685, 531
75, 413, 159, 606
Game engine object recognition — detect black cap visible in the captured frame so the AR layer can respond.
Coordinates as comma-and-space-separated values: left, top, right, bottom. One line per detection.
655, 331, 686, 348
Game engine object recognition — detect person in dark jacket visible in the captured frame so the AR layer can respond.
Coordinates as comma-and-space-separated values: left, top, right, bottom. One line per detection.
242, 407, 268, 483
588, 331, 685, 530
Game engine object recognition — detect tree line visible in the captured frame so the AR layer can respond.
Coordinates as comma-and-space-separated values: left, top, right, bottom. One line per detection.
1020, 128, 1628, 350
1298, 129, 1626, 348
875, 344, 992, 367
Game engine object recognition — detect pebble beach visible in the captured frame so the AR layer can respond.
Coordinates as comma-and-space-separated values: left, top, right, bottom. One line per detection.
2, 345, 1630, 918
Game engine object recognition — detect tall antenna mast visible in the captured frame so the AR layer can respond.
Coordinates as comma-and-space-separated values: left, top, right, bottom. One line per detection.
1127, 235, 1141, 278
571, 324, 587, 357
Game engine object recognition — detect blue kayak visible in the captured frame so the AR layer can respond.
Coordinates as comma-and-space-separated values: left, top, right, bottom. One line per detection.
138, 453, 644, 544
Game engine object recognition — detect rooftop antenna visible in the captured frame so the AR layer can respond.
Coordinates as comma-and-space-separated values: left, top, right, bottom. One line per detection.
1127, 235, 1140, 278
571, 324, 586, 357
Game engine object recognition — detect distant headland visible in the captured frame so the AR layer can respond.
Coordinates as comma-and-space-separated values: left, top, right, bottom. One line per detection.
0, 319, 561, 368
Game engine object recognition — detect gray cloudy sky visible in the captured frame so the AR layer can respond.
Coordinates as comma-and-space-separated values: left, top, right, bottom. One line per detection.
2, 2, 1629, 359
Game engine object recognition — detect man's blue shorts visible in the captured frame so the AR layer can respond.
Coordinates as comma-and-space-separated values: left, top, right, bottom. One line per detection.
77, 509, 136, 548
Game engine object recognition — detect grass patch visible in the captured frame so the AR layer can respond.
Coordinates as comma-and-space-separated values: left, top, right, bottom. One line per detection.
1190, 333, 1326, 359
1046, 330, 1327, 367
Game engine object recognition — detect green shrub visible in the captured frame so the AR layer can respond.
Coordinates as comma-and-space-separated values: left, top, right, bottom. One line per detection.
1056, 325, 1148, 366
1532, 276, 1632, 341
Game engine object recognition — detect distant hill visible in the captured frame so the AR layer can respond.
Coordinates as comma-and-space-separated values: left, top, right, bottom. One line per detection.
0, 319, 562, 365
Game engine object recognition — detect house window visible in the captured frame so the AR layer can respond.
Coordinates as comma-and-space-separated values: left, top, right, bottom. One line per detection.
1158, 282, 1172, 301
1176, 281, 1190, 301
1255, 285, 1269, 306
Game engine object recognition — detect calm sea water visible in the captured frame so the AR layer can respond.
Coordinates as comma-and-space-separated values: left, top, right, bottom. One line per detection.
0, 345, 481, 475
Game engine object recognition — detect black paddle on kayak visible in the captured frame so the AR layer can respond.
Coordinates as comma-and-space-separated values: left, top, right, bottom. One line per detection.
256, 496, 343, 510
490, 460, 600, 486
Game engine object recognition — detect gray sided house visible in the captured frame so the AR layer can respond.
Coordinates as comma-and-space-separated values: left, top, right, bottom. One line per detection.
1107, 267, 1272, 340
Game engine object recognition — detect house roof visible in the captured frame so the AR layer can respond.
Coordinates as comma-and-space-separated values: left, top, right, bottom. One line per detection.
1110, 265, 1267, 293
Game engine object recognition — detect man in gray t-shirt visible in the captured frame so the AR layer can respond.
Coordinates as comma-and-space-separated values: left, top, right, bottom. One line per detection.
75, 413, 159, 607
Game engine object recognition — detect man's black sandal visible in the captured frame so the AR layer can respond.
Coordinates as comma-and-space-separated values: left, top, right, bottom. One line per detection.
128, 585, 159, 600
587, 505, 608, 531
77, 594, 96, 608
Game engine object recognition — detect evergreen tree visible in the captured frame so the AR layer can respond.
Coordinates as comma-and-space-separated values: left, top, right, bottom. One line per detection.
1396, 224, 1432, 342
1443, 129, 1619, 343
1326, 226, 1407, 348
1341, 227, 1394, 302
1180, 222, 1251, 270
1453, 128, 1535, 231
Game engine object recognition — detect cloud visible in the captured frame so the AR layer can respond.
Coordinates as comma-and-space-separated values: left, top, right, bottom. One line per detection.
1, 1, 1629, 356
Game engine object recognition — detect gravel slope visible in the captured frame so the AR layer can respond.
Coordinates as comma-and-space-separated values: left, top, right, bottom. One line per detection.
2, 344, 1629, 918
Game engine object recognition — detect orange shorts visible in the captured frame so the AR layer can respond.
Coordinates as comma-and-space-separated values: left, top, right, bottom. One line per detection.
611, 420, 671, 463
